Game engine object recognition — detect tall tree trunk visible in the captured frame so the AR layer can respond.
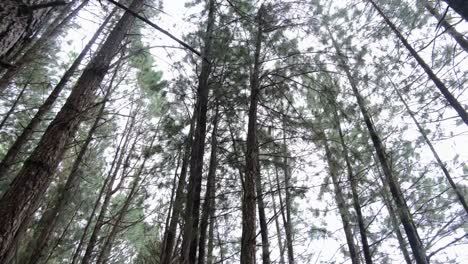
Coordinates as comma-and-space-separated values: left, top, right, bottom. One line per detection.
332, 106, 373, 264
71, 109, 138, 264
443, 0, 468, 21
389, 78, 468, 214
95, 134, 157, 264
267, 171, 286, 264
160, 110, 196, 264
81, 119, 141, 264
180, 0, 216, 262
367, 0, 468, 126
0, 81, 27, 131
0, 7, 115, 179
330, 33, 429, 264
281, 116, 295, 264
321, 132, 361, 264
206, 197, 215, 264
0, 0, 66, 64
0, 0, 144, 260
256, 149, 271, 264
0, 0, 89, 93
421, 0, 468, 52
198, 106, 219, 264
374, 164, 412, 264
241, 5, 265, 264
20, 64, 117, 264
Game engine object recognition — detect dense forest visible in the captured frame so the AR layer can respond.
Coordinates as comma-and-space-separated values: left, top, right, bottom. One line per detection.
0, 0, 467, 263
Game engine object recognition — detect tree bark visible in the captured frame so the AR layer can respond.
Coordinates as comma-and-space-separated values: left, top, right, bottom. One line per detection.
241, 5, 265, 264
0, 0, 89, 93
422, 0, 468, 53
198, 106, 219, 264
21, 76, 114, 264
180, 0, 216, 262
0, 0, 63, 62
0, 0, 143, 260
0, 7, 115, 179
368, 0, 468, 126
330, 32, 429, 264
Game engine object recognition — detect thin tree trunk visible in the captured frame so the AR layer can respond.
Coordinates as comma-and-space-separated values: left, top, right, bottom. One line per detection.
368, 0, 468, 126
198, 106, 219, 264
180, 0, 216, 261
160, 149, 181, 263
0, 0, 144, 260
81, 118, 141, 264
443, 0, 468, 21
0, 8, 115, 179
160, 110, 196, 264
70, 108, 137, 264
330, 32, 429, 264
0, 0, 89, 92
256, 149, 271, 264
241, 5, 265, 264
422, 0, 468, 52
390, 78, 468, 215
0, 81, 27, 131
268, 171, 286, 264
333, 106, 373, 264
206, 197, 215, 264
321, 132, 361, 264
281, 116, 295, 264
374, 165, 412, 264
95, 134, 157, 264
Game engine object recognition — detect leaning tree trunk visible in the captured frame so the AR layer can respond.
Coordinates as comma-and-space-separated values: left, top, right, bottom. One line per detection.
70, 109, 137, 264
95, 134, 157, 264
332, 106, 373, 264
21, 81, 113, 264
389, 78, 468, 215
0, 0, 144, 260
180, 0, 216, 262
81, 122, 141, 264
160, 109, 196, 264
321, 132, 361, 264
0, 0, 90, 93
0, 7, 115, 180
0, 0, 66, 64
198, 107, 219, 264
368, 0, 468, 126
421, 0, 468, 53
374, 165, 412, 264
241, 5, 265, 264
330, 33, 429, 264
